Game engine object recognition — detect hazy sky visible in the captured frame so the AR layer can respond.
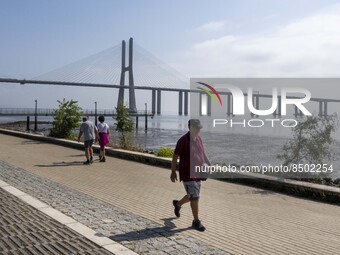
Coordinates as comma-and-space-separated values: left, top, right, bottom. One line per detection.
1, 0, 340, 113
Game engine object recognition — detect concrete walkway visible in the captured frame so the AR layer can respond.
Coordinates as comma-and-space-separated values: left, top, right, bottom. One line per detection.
0, 133, 339, 255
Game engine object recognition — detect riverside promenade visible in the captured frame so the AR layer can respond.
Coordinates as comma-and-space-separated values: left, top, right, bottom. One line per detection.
0, 133, 340, 255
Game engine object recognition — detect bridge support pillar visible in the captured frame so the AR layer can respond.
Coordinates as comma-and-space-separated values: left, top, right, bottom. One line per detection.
294, 106, 298, 118
117, 40, 126, 108
199, 93, 202, 116
324, 102, 328, 117
178, 91, 183, 115
152, 90, 156, 114
250, 94, 260, 118
294, 106, 303, 118
227, 94, 233, 116
184, 91, 189, 116
277, 96, 281, 117
157, 89, 161, 115
128, 38, 137, 113
273, 96, 281, 117
117, 38, 137, 113
319, 102, 323, 117
207, 94, 211, 116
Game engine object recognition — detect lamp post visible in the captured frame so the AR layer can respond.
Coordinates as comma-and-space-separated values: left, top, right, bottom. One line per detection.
94, 101, 98, 126
34, 100, 37, 131
145, 103, 148, 131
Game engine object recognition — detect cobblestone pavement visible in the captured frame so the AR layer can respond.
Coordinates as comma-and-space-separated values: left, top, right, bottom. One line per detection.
0, 161, 230, 255
0, 185, 114, 255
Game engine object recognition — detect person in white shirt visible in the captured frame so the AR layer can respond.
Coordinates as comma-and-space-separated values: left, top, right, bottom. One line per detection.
78, 117, 98, 165
97, 115, 110, 162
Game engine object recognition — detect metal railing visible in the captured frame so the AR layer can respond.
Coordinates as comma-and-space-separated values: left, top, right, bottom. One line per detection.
0, 108, 153, 117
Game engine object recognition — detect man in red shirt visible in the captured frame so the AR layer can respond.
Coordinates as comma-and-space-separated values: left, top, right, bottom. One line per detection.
170, 119, 211, 232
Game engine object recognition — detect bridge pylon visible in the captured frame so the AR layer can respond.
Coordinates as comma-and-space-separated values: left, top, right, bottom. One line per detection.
117, 37, 137, 113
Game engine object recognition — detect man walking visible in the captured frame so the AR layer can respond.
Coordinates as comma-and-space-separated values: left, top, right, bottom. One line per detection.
78, 117, 98, 165
170, 119, 211, 232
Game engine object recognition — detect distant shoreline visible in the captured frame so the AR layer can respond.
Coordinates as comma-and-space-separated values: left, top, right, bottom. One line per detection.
0, 120, 52, 134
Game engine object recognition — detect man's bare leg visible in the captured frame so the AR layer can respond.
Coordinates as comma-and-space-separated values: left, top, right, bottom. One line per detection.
178, 195, 190, 206
190, 199, 205, 231
190, 200, 199, 221
89, 147, 93, 158
85, 148, 90, 160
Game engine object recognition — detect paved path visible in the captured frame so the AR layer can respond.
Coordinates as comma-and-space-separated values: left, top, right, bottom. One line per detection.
0, 133, 340, 255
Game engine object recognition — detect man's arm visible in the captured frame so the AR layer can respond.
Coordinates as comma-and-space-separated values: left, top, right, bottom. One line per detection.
77, 131, 83, 143
170, 154, 179, 182
78, 123, 84, 143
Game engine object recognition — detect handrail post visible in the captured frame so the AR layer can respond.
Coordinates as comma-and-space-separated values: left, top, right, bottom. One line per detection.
34, 100, 38, 131
26, 116, 30, 131
145, 103, 148, 132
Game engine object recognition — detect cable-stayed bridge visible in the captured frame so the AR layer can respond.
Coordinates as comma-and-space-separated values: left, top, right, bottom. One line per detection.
0, 38, 190, 115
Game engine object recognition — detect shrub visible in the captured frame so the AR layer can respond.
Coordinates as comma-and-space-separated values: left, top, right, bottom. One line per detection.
156, 147, 174, 158
115, 103, 134, 149
50, 100, 82, 139
277, 114, 338, 179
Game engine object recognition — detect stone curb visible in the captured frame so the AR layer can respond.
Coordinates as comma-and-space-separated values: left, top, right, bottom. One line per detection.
224, 172, 340, 204
0, 178, 138, 255
0, 128, 339, 204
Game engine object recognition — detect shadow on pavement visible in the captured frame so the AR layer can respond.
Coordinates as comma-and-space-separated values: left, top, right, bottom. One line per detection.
21, 140, 45, 145
35, 161, 85, 167
250, 190, 275, 195
68, 154, 86, 157
109, 217, 191, 241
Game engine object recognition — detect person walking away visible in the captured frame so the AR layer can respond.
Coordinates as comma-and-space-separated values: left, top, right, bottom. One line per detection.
170, 119, 211, 232
97, 115, 110, 162
78, 117, 98, 165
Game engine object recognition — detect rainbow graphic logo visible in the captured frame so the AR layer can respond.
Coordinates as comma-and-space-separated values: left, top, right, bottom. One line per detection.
196, 82, 223, 106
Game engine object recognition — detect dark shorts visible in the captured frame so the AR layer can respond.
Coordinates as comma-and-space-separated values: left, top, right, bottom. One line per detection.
183, 181, 201, 201
84, 140, 94, 149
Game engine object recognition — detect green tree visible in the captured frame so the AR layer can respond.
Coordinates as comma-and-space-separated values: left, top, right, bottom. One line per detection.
50, 100, 82, 139
115, 103, 134, 149
277, 114, 338, 179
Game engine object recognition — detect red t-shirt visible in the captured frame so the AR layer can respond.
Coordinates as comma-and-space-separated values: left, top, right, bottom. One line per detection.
174, 132, 205, 182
